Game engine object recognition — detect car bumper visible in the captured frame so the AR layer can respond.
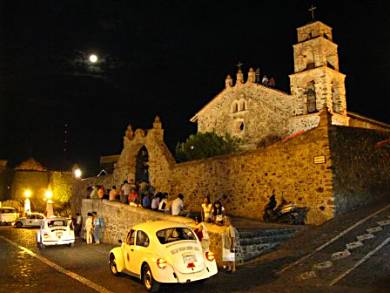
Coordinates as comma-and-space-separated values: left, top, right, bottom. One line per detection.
42, 239, 75, 246
153, 262, 218, 284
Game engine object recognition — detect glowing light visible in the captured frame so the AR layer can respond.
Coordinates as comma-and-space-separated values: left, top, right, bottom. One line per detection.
45, 189, 53, 200
89, 54, 98, 63
24, 189, 32, 198
74, 168, 82, 179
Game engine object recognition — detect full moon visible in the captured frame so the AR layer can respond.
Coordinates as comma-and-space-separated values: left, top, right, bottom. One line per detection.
89, 54, 98, 63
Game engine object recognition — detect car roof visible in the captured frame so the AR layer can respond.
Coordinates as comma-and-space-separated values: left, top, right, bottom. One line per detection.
30, 212, 45, 216
132, 220, 189, 233
45, 216, 69, 221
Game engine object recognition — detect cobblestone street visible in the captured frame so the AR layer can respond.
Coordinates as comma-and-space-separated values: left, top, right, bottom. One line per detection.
1, 200, 390, 293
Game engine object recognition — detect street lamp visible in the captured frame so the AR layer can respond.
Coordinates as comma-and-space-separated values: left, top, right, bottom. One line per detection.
24, 189, 32, 215
73, 168, 82, 179
45, 189, 54, 217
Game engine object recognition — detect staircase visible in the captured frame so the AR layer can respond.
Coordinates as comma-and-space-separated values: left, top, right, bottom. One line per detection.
234, 223, 302, 265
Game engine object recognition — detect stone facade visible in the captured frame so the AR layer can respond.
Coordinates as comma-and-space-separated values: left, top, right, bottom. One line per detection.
190, 74, 293, 148
190, 21, 356, 148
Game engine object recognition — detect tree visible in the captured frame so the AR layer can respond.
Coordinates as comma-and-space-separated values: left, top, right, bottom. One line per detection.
175, 132, 240, 162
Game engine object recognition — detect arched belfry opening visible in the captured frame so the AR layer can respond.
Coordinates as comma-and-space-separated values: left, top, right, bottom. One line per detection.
306, 81, 317, 113
135, 146, 149, 183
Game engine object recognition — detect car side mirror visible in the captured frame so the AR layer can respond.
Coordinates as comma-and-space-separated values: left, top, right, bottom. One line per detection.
118, 239, 122, 244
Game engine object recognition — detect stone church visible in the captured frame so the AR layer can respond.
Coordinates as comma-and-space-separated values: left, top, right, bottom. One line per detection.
93, 19, 390, 225
190, 21, 389, 149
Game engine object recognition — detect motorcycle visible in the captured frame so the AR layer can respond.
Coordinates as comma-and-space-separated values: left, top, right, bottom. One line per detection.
263, 195, 308, 225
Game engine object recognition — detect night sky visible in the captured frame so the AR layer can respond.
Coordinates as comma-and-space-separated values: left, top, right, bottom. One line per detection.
1, 0, 389, 176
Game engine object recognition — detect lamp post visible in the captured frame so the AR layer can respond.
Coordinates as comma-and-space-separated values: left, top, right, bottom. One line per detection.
45, 189, 54, 217
74, 168, 82, 179
24, 189, 32, 215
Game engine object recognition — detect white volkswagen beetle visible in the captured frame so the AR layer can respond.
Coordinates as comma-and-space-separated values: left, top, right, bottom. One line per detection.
36, 217, 75, 248
109, 221, 218, 292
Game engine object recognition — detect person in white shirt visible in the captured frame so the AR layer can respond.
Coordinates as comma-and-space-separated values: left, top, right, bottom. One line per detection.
171, 194, 185, 216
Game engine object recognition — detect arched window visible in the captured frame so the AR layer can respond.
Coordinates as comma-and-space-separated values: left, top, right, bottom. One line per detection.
332, 81, 339, 113
306, 81, 317, 113
232, 102, 238, 113
240, 100, 246, 111
234, 119, 245, 134
135, 146, 149, 183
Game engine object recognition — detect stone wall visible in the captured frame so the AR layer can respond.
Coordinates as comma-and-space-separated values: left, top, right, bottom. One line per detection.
81, 199, 225, 266
169, 111, 335, 225
348, 112, 390, 132
330, 126, 390, 214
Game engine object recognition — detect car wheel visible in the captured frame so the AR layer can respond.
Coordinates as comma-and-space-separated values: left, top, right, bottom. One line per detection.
109, 254, 119, 276
142, 263, 160, 292
15, 222, 22, 228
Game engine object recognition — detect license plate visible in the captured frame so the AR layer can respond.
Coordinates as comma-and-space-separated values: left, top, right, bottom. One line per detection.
56, 232, 63, 238
183, 254, 196, 263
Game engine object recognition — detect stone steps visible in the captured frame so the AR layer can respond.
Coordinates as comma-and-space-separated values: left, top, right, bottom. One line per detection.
235, 227, 298, 264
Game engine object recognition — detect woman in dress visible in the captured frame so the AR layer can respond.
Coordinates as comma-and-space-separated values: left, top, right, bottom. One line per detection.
222, 216, 236, 272
201, 196, 213, 223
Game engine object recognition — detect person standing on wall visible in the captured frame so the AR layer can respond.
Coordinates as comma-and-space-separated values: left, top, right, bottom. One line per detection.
120, 180, 131, 204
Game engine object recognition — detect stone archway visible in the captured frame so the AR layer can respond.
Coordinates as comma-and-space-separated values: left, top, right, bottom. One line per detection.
135, 145, 149, 184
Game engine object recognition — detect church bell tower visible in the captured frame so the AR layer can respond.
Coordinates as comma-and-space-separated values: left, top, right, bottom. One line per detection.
289, 19, 349, 128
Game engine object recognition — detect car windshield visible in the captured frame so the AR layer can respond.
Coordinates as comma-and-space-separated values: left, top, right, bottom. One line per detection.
156, 227, 196, 244
48, 220, 68, 227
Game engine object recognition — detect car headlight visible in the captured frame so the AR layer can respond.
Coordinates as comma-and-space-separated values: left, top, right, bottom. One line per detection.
157, 258, 167, 269
205, 251, 215, 261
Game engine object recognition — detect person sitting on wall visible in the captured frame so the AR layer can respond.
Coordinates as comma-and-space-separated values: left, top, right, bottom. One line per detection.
158, 193, 169, 213
151, 192, 161, 210
142, 192, 151, 209
97, 185, 105, 200
109, 186, 118, 201
171, 194, 189, 216
89, 185, 99, 199
128, 188, 139, 207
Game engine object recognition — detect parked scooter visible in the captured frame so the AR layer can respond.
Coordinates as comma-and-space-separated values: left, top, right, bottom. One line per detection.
263, 193, 308, 225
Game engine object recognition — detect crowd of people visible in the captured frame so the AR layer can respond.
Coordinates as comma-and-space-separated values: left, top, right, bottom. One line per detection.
85, 181, 237, 272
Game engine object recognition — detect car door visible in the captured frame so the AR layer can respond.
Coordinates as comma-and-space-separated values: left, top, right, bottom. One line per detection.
123, 229, 136, 272
128, 230, 150, 275
26, 214, 35, 226
35, 214, 44, 226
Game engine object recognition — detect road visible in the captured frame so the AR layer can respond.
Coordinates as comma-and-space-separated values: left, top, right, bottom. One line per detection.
0, 201, 389, 293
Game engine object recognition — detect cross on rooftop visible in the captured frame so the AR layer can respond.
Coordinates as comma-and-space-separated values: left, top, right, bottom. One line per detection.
236, 61, 243, 70
308, 4, 317, 21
